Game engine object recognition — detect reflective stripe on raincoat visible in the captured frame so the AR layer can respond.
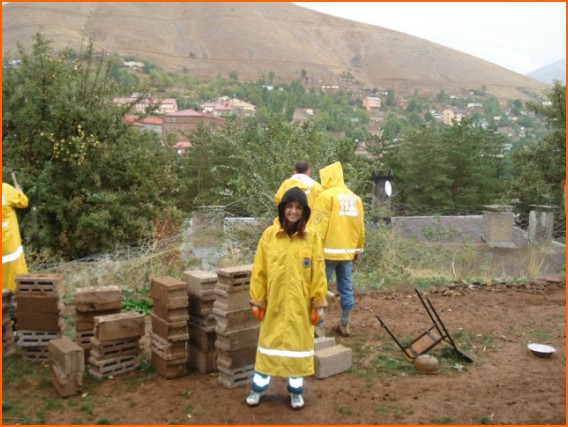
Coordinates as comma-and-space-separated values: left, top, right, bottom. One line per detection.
312, 162, 365, 261
2, 183, 29, 291
250, 224, 327, 377
273, 174, 323, 211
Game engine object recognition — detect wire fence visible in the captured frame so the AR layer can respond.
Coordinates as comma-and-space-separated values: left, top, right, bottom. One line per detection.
27, 202, 565, 299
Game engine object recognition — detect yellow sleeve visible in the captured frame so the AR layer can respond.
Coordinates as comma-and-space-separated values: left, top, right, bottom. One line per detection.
312, 193, 331, 242
250, 228, 269, 308
273, 181, 287, 205
310, 232, 328, 308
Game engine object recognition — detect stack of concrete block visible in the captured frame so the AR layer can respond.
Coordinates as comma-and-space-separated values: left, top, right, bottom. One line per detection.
74, 286, 122, 358
88, 312, 145, 379
2, 289, 16, 357
183, 270, 218, 373
48, 336, 84, 397
150, 276, 189, 379
15, 274, 64, 362
214, 265, 259, 389
313, 336, 353, 379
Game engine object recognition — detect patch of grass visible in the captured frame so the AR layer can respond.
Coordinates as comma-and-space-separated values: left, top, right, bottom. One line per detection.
181, 389, 193, 398
184, 404, 195, 415
479, 414, 495, 424
528, 328, 551, 341
449, 330, 494, 358
337, 406, 353, 415
71, 418, 84, 424
44, 398, 64, 411
96, 418, 113, 425
80, 397, 95, 417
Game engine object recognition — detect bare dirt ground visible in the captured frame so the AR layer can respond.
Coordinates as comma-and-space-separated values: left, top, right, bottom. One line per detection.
2, 279, 566, 425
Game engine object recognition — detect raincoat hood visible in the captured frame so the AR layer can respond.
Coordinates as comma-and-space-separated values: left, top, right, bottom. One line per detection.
319, 162, 345, 190
278, 187, 311, 226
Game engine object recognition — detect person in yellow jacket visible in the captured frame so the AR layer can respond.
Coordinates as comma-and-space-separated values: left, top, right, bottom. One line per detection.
2, 181, 29, 291
273, 161, 323, 212
247, 187, 328, 410
311, 162, 365, 337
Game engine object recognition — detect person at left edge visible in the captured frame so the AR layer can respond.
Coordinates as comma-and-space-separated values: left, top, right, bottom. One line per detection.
2, 180, 29, 291
247, 187, 327, 409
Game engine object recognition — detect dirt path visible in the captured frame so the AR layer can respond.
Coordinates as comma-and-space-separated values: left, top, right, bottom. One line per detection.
2, 280, 565, 425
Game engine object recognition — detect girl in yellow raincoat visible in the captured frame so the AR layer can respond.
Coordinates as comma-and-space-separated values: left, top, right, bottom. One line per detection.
2, 182, 29, 291
247, 187, 328, 410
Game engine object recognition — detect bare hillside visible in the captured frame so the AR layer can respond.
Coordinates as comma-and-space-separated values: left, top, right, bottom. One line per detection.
2, 2, 547, 100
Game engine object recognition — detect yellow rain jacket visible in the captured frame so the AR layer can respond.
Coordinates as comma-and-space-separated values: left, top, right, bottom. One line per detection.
250, 223, 328, 377
312, 162, 365, 261
274, 174, 323, 211
2, 183, 29, 291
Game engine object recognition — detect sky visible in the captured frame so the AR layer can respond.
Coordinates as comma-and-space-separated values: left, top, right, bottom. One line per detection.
293, 2, 566, 75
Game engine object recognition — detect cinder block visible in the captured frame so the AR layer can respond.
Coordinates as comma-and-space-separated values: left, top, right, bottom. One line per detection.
183, 270, 218, 297
51, 364, 82, 397
314, 336, 336, 352
188, 314, 216, 333
314, 345, 352, 379
188, 293, 216, 317
213, 306, 257, 333
75, 309, 121, 331
17, 312, 63, 332
151, 313, 189, 342
74, 286, 122, 312
217, 364, 254, 389
88, 354, 138, 379
215, 325, 259, 352
188, 324, 217, 351
16, 294, 63, 314
151, 351, 187, 379
15, 274, 63, 296
151, 276, 188, 302
150, 333, 187, 361
48, 336, 84, 375
213, 286, 251, 311
152, 299, 189, 323
216, 346, 257, 370
216, 265, 253, 286
187, 344, 217, 374
90, 337, 141, 360
94, 312, 145, 341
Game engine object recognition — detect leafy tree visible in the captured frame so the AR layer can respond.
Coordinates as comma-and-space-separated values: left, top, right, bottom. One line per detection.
2, 33, 181, 259
509, 81, 566, 233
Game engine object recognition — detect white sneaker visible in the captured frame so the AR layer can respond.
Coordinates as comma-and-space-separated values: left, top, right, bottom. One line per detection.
246, 391, 264, 407
290, 393, 304, 409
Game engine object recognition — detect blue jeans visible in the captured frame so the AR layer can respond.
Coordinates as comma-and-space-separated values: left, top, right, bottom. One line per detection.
325, 260, 354, 324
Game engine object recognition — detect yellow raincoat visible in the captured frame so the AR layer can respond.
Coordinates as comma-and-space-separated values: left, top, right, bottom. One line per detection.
274, 174, 323, 211
312, 162, 365, 260
2, 183, 29, 291
250, 223, 328, 377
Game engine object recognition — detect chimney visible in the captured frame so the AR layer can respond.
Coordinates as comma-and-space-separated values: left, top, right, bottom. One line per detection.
481, 205, 515, 248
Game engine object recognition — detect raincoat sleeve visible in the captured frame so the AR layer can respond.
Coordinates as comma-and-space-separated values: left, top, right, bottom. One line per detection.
249, 228, 269, 309
6, 185, 29, 209
273, 181, 287, 205
310, 232, 328, 308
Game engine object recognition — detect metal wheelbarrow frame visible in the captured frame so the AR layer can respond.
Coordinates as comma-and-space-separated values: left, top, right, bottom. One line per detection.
376, 289, 474, 363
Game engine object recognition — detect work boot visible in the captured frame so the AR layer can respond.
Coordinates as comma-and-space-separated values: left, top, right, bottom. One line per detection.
290, 393, 304, 409
246, 390, 264, 407
314, 325, 325, 338
333, 322, 351, 337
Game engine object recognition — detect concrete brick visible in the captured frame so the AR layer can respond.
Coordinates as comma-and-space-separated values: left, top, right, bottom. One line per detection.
187, 344, 217, 374
314, 345, 352, 379
151, 276, 188, 302
213, 286, 251, 311
90, 337, 141, 360
217, 364, 254, 389
151, 351, 187, 379
48, 336, 84, 375
314, 336, 336, 352
188, 293, 216, 316
74, 286, 122, 312
15, 274, 63, 296
152, 299, 189, 323
188, 325, 217, 351
88, 354, 138, 379
151, 313, 189, 342
216, 346, 257, 370
17, 312, 63, 332
94, 312, 145, 341
213, 306, 258, 333
75, 309, 121, 331
51, 364, 82, 397
183, 270, 218, 297
188, 314, 216, 333
215, 325, 259, 352
15, 293, 63, 314
150, 333, 187, 361
216, 265, 253, 283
